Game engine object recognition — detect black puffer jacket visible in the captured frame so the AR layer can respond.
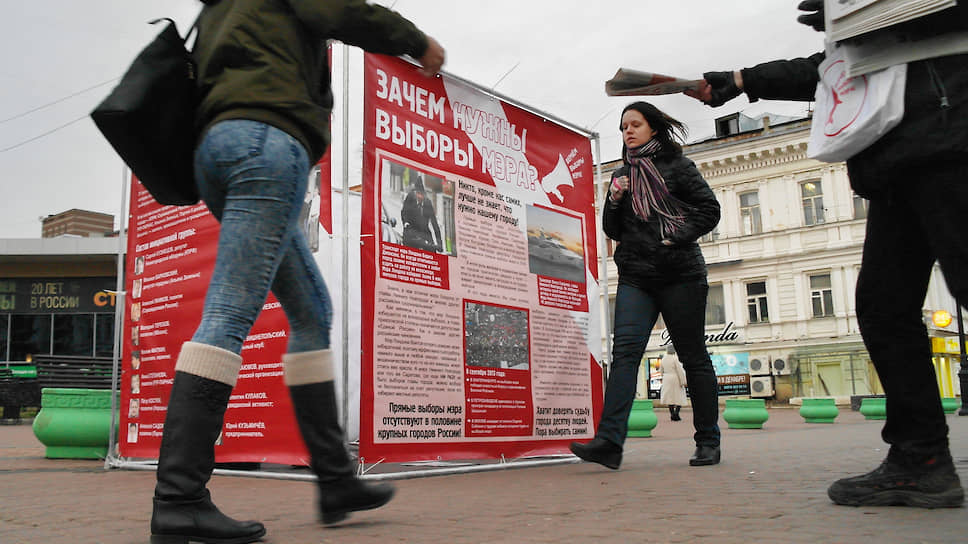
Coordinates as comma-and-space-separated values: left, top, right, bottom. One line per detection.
740, 5, 968, 199
604, 152, 720, 288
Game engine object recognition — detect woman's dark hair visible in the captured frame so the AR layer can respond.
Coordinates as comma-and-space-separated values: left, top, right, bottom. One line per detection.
620, 101, 688, 156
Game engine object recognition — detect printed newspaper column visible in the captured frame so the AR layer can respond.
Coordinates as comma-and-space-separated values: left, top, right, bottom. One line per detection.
120, 157, 331, 463
360, 54, 603, 463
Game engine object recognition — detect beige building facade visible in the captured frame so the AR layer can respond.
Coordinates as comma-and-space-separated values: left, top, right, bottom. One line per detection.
596, 117, 963, 403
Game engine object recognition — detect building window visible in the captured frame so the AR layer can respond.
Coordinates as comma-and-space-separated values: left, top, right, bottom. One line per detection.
739, 191, 762, 235
0, 314, 8, 360
699, 227, 720, 244
96, 313, 115, 357
746, 281, 769, 324
9, 315, 52, 361
715, 114, 740, 137
53, 314, 94, 356
810, 274, 835, 318
853, 193, 869, 220
706, 284, 726, 326
801, 180, 825, 226
3, 312, 115, 362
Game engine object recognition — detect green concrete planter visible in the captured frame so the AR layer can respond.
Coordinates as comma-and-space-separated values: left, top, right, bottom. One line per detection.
859, 396, 886, 420
723, 398, 769, 429
32, 388, 117, 459
799, 398, 839, 423
941, 397, 961, 415
627, 399, 658, 437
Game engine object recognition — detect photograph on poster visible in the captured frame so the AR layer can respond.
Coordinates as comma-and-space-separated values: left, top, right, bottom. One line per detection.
380, 159, 456, 257
128, 398, 139, 419
131, 350, 140, 370
127, 422, 138, 444
525, 205, 585, 283
131, 324, 139, 347
130, 374, 140, 394
300, 164, 322, 252
131, 278, 142, 299
130, 302, 140, 323
464, 301, 530, 370
134, 256, 144, 276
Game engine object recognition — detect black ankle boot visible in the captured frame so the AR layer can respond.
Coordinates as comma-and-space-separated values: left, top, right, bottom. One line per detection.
289, 381, 395, 525
672, 405, 681, 421
569, 437, 622, 470
152, 371, 266, 544
828, 448, 964, 508
689, 445, 721, 466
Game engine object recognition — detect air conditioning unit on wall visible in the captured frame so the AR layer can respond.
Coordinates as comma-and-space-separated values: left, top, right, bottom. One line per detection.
750, 375, 774, 397
771, 357, 792, 375
749, 358, 770, 376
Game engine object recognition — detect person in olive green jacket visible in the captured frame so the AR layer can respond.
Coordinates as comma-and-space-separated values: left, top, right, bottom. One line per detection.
150, 2, 444, 543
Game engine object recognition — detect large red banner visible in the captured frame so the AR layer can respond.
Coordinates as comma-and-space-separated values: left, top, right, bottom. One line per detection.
119, 149, 332, 465
360, 54, 603, 463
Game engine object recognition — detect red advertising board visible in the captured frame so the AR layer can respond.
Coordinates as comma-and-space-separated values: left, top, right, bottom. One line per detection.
360, 54, 603, 463
119, 149, 332, 465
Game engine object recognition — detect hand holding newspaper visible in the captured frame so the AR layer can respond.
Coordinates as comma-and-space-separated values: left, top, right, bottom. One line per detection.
605, 68, 703, 96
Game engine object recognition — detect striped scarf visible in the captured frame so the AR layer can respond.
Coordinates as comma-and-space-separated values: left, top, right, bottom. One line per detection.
625, 140, 685, 238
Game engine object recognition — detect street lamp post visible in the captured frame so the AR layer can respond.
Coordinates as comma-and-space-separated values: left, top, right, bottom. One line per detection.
958, 301, 968, 416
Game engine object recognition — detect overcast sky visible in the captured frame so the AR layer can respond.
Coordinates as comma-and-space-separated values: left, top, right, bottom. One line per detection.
0, 1, 823, 238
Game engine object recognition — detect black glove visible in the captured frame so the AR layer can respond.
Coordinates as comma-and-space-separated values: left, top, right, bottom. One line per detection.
702, 71, 742, 107
797, 0, 824, 31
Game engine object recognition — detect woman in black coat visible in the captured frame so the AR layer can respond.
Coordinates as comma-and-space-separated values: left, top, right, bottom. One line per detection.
571, 101, 722, 469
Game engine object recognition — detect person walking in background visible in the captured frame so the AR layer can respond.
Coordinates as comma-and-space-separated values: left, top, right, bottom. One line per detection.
149, 1, 445, 543
660, 345, 687, 422
400, 174, 443, 252
686, 0, 966, 509
570, 101, 722, 470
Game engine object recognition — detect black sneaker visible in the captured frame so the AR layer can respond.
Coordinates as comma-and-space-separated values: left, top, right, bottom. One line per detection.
569, 437, 622, 470
828, 450, 965, 508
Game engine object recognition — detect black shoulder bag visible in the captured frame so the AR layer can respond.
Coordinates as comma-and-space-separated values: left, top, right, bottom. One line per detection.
91, 15, 203, 206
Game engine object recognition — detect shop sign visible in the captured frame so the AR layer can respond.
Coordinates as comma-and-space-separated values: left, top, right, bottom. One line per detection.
0, 277, 116, 314
660, 321, 742, 346
932, 336, 964, 355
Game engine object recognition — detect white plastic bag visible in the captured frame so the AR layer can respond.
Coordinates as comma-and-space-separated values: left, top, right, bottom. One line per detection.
807, 44, 907, 163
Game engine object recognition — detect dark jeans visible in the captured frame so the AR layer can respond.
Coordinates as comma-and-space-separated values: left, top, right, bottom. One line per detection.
597, 281, 720, 448
856, 162, 968, 455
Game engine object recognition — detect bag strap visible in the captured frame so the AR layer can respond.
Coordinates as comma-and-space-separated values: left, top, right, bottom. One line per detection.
148, 8, 205, 48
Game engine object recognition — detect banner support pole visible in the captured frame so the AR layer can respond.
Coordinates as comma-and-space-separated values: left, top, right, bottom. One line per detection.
340, 42, 352, 432
105, 164, 131, 470
592, 135, 612, 378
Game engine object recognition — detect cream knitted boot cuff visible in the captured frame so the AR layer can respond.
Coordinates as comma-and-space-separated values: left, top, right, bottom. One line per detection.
174, 341, 243, 387
282, 349, 334, 386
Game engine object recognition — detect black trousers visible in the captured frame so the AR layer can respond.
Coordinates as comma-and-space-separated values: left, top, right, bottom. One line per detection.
597, 281, 720, 447
856, 161, 968, 454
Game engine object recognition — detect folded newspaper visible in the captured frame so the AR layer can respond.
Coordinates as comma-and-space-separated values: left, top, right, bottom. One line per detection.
825, 0, 957, 42
605, 68, 702, 96
838, 29, 968, 76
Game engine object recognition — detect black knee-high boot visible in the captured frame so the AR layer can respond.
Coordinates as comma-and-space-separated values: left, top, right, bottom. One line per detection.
151, 344, 265, 544
289, 381, 396, 524
289, 380, 395, 525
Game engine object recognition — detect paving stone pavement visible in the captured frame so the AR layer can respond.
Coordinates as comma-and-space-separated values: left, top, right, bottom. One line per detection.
2, 407, 967, 543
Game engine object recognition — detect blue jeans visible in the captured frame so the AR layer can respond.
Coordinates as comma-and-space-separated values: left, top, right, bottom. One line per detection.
191, 120, 332, 355
597, 281, 721, 448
